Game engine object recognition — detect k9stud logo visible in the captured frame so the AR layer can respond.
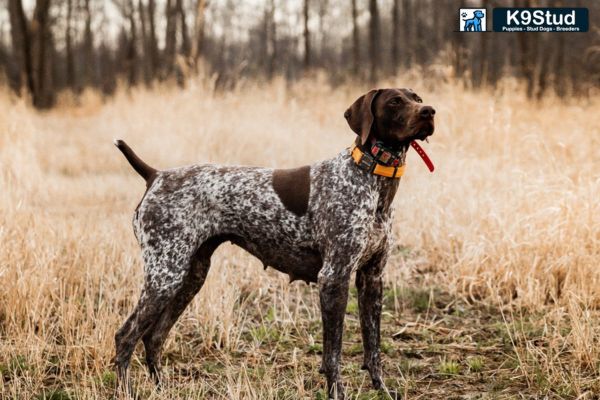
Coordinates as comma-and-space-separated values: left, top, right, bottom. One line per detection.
492, 8, 588, 32
459, 8, 487, 32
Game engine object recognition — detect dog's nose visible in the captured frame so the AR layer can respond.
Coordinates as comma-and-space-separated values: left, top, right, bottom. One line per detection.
420, 106, 435, 119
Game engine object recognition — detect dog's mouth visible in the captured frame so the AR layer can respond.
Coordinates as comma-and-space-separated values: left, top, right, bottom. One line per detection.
408, 121, 434, 143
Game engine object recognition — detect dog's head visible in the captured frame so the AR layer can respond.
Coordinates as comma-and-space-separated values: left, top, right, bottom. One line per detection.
344, 88, 435, 148
474, 10, 484, 18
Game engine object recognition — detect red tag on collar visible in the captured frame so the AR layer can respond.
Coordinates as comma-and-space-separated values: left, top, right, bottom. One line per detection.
410, 141, 434, 172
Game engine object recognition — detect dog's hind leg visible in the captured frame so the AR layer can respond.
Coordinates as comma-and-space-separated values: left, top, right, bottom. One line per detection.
141, 236, 223, 384
141, 259, 210, 385
356, 249, 387, 390
114, 232, 197, 395
114, 284, 173, 396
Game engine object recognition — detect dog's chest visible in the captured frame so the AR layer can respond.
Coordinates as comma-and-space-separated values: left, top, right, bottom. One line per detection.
357, 179, 397, 263
362, 210, 393, 261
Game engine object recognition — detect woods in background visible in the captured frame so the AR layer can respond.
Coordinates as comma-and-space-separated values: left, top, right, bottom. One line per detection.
1, 0, 599, 108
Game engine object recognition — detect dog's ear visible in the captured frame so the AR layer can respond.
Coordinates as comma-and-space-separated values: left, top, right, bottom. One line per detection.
344, 89, 381, 145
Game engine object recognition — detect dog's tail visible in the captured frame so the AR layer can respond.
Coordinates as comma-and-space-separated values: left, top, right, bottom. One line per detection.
113, 139, 157, 183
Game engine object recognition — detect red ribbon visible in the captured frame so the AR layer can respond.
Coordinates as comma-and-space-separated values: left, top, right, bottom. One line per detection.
410, 141, 435, 172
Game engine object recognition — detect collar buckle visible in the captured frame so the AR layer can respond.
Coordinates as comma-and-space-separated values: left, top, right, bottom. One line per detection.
369, 140, 403, 167
357, 151, 376, 172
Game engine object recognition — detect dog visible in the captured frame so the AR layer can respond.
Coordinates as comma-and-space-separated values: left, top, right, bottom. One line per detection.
463, 10, 485, 31
113, 88, 435, 399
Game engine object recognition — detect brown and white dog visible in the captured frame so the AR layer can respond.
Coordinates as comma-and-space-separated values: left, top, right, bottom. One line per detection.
113, 88, 435, 399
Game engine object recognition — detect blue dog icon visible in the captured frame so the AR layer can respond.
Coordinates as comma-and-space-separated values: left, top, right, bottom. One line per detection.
463, 10, 485, 31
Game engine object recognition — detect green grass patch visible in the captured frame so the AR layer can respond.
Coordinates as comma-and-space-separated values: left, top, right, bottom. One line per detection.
467, 356, 484, 373
438, 359, 461, 376
346, 299, 359, 315
101, 370, 116, 387
249, 325, 280, 344
34, 389, 72, 400
410, 289, 431, 313
307, 343, 322, 354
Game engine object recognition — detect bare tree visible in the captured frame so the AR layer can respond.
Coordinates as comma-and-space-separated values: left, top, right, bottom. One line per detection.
368, 0, 380, 83
82, 0, 95, 87
351, 0, 360, 76
516, 0, 536, 97
8, 0, 55, 108
146, 0, 160, 77
402, 0, 413, 67
264, 0, 277, 79
113, 0, 139, 86
317, 0, 328, 65
303, 0, 311, 69
65, 0, 75, 90
164, 0, 178, 75
2, 0, 598, 107
391, 0, 400, 73
536, 35, 552, 99
191, 0, 208, 66
554, 34, 566, 96
176, 0, 191, 56
8, 0, 32, 94
31, 0, 54, 108
138, 0, 153, 84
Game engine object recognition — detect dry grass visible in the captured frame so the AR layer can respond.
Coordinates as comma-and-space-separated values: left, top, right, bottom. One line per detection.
0, 76, 599, 399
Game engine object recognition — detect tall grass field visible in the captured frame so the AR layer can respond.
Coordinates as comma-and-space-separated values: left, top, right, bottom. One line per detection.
1, 78, 599, 399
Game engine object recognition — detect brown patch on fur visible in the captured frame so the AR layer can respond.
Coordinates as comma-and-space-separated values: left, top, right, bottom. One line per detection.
272, 166, 311, 216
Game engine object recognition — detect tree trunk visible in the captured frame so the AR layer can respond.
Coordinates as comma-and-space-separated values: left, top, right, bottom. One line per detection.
368, 0, 380, 83
265, 0, 276, 79
125, 0, 138, 86
176, 0, 190, 56
351, 0, 360, 77
303, 0, 311, 69
554, 34, 566, 96
138, 0, 152, 84
536, 37, 551, 99
317, 0, 328, 67
432, 0, 442, 53
516, 0, 536, 97
83, 0, 95, 87
65, 0, 75, 90
164, 0, 178, 75
402, 0, 413, 67
191, 0, 207, 66
147, 0, 159, 77
8, 0, 33, 94
30, 0, 54, 108
476, 0, 491, 87
391, 0, 399, 73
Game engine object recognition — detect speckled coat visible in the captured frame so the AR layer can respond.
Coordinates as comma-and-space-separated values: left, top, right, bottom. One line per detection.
134, 147, 403, 292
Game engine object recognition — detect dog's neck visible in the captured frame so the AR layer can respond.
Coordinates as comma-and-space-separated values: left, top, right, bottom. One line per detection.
375, 172, 401, 215
356, 137, 409, 167
351, 137, 403, 215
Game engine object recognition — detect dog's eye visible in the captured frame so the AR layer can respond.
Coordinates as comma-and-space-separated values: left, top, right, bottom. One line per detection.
389, 98, 403, 106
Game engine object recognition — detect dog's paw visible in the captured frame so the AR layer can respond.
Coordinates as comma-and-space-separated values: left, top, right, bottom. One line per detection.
371, 377, 383, 390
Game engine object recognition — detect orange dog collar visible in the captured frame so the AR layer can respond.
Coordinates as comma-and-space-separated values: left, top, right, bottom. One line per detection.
350, 145, 405, 178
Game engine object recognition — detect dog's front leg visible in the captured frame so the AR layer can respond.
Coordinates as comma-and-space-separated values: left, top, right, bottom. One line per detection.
356, 250, 387, 389
318, 265, 351, 399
